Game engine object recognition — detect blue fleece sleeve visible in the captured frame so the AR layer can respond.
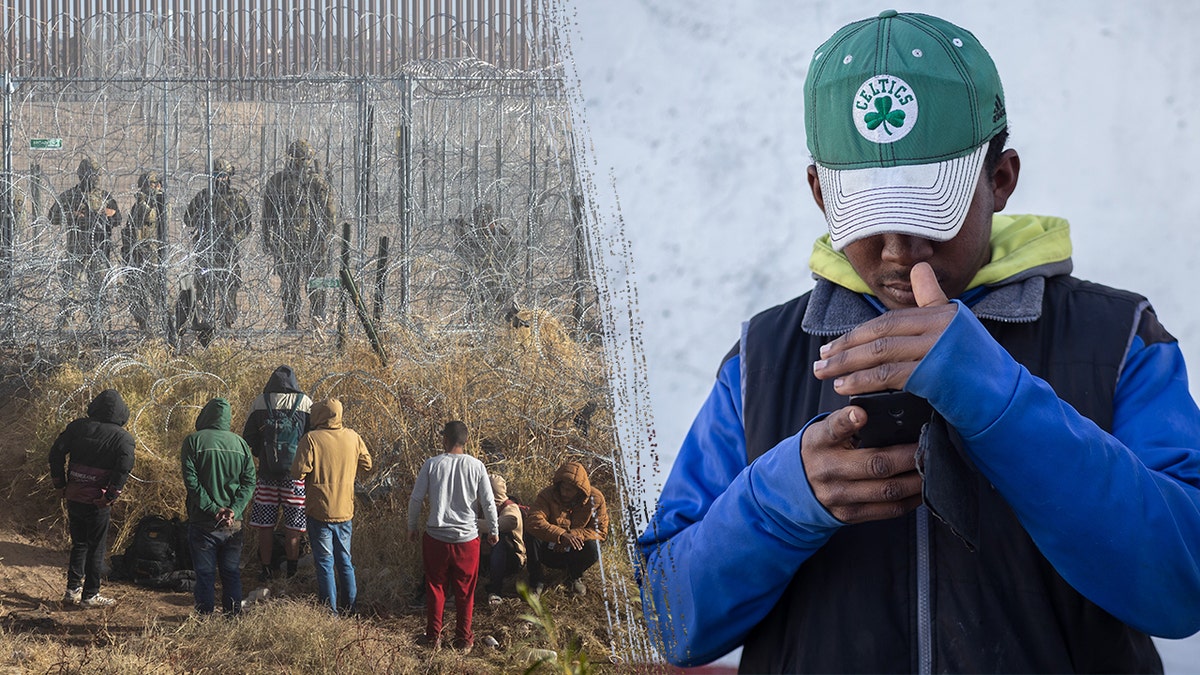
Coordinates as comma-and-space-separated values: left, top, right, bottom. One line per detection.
907, 303, 1200, 638
637, 356, 843, 666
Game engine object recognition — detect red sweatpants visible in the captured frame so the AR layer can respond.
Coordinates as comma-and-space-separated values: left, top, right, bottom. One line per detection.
422, 533, 481, 643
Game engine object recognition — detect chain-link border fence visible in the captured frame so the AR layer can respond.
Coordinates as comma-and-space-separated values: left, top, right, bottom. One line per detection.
1, 58, 597, 361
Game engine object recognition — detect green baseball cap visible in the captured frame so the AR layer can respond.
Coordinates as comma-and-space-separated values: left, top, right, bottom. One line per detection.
805, 10, 1006, 250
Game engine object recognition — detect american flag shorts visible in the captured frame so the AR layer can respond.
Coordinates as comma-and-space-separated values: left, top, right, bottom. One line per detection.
249, 476, 307, 531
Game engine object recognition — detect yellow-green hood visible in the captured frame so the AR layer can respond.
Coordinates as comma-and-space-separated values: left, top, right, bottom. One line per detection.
808, 214, 1073, 295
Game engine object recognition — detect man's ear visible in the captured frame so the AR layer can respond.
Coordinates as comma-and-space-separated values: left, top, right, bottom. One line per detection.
806, 165, 827, 215
990, 149, 1020, 212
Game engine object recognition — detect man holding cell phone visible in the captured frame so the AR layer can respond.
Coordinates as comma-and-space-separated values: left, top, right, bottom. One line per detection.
637, 10, 1200, 673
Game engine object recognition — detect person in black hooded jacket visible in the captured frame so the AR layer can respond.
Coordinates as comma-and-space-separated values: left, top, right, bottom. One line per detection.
242, 365, 312, 580
48, 389, 136, 608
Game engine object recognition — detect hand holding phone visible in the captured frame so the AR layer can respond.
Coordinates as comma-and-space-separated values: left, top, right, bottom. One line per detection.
849, 390, 933, 447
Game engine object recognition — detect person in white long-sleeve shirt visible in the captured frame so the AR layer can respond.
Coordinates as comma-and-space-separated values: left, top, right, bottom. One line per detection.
407, 420, 498, 653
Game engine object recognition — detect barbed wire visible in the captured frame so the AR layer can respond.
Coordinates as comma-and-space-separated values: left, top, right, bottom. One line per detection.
2, 5, 657, 663
1, 59, 598, 387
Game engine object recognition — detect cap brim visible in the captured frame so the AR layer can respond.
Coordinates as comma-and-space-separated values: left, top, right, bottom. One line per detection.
817, 143, 987, 251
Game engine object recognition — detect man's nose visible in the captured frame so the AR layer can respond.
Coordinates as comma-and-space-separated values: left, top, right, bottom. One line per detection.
879, 233, 934, 265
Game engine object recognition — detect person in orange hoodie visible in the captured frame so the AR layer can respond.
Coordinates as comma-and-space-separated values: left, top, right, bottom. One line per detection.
291, 398, 372, 614
525, 461, 608, 596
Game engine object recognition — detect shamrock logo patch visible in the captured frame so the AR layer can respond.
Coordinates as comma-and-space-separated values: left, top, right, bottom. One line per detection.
864, 96, 905, 135
852, 74, 918, 144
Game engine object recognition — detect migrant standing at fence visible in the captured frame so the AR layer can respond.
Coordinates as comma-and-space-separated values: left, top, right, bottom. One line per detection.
408, 420, 498, 653
261, 139, 336, 331
49, 157, 120, 329
291, 398, 372, 614
183, 158, 252, 342
48, 389, 136, 608
242, 365, 313, 581
121, 171, 166, 334
180, 397, 256, 616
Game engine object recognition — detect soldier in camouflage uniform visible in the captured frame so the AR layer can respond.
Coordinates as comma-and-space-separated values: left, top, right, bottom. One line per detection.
261, 139, 336, 331
49, 157, 121, 329
0, 188, 24, 294
120, 171, 166, 334
1, 187, 24, 266
184, 158, 252, 342
2, 186, 25, 232
454, 202, 521, 324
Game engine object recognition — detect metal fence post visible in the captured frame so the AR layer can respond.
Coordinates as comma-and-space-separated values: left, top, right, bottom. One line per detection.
571, 193, 587, 332
338, 219, 351, 350
160, 78, 169, 243
2, 71, 14, 337
31, 161, 41, 220
526, 89, 535, 307
355, 79, 365, 263
374, 235, 388, 324
398, 74, 412, 319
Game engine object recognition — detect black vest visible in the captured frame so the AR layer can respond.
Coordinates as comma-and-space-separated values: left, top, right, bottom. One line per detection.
737, 276, 1163, 673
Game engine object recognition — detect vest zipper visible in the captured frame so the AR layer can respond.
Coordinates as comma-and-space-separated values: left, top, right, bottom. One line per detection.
917, 505, 933, 675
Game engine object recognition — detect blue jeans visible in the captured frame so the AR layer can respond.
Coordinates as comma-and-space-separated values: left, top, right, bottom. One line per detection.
188, 524, 244, 614
307, 517, 356, 613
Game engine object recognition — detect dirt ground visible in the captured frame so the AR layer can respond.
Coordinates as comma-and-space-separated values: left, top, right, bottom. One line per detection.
0, 444, 643, 673
0, 523, 591, 673
0, 366, 663, 673
0, 525, 197, 644
0, 384, 449, 670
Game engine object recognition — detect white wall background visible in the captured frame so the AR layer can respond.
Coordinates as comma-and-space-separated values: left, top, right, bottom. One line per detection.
561, 1, 1200, 670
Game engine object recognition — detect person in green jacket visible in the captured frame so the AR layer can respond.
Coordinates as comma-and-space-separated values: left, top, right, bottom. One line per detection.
181, 397, 256, 615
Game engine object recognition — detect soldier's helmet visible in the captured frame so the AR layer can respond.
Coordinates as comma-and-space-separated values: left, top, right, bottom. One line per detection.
137, 171, 161, 191
77, 157, 101, 190
287, 139, 315, 160
77, 157, 101, 180
212, 158, 235, 177
472, 203, 496, 226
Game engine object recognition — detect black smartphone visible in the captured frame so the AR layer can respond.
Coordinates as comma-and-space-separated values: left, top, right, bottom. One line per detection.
848, 390, 934, 447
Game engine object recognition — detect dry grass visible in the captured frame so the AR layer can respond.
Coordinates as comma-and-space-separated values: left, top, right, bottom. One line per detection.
9, 309, 610, 549
0, 309, 656, 673
1, 599, 654, 674
2, 599, 509, 674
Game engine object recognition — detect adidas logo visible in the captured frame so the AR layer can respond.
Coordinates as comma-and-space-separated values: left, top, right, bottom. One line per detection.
992, 95, 1006, 123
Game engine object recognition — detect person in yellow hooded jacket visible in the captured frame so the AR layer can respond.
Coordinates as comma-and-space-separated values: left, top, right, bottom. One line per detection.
291, 398, 372, 614
525, 461, 608, 596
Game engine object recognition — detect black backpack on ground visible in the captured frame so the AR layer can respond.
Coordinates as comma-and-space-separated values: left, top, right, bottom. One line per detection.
110, 515, 193, 591
128, 514, 180, 578
110, 511, 187, 576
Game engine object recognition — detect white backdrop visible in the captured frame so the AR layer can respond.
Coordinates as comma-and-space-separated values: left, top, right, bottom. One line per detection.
561, 1, 1200, 670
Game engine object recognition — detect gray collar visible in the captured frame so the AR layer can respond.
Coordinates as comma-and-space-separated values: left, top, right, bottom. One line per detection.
800, 260, 1073, 336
